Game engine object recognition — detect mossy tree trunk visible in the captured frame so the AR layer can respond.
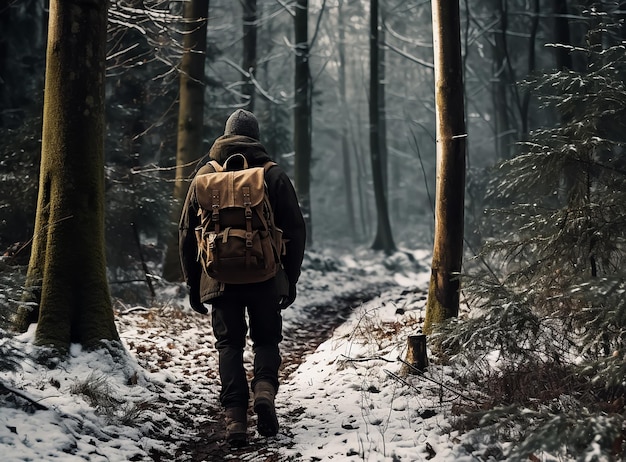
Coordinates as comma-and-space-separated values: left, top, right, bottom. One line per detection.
162, 0, 210, 282
423, 0, 466, 335
15, 0, 119, 350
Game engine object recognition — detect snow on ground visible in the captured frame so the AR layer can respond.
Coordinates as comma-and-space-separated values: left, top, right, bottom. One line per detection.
0, 247, 509, 461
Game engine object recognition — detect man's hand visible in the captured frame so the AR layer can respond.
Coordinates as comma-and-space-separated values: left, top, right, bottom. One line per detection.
188, 286, 208, 314
279, 284, 297, 310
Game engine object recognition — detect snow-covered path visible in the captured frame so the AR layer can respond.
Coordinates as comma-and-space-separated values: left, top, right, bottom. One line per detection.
0, 248, 494, 461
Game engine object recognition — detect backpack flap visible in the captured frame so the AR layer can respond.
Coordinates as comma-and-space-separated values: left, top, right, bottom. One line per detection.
194, 168, 266, 210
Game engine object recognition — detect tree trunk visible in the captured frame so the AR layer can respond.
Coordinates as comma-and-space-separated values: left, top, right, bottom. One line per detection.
491, 0, 514, 160
353, 110, 369, 239
162, 0, 209, 282
338, 0, 356, 241
553, 0, 580, 209
0, 0, 46, 128
553, 0, 573, 71
294, 0, 312, 245
378, 11, 389, 196
424, 0, 466, 335
402, 334, 428, 375
369, 0, 395, 254
16, 0, 119, 350
242, 0, 257, 110
520, 0, 539, 136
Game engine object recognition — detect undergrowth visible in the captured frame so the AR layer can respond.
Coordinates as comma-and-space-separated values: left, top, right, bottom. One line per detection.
434, 6, 626, 461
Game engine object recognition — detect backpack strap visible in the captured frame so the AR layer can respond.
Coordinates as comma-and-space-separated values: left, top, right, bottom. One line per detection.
199, 160, 223, 235
242, 184, 253, 267
206, 160, 223, 172
260, 161, 283, 261
211, 189, 221, 235
263, 161, 277, 172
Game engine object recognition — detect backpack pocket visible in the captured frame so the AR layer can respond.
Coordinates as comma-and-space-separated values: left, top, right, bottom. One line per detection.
205, 227, 277, 284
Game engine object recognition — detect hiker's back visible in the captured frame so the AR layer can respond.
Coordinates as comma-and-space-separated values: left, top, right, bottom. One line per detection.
179, 109, 307, 445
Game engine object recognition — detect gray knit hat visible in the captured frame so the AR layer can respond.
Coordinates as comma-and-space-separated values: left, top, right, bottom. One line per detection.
224, 109, 260, 140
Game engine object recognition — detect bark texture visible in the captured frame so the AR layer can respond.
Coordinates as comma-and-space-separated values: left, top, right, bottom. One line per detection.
424, 0, 466, 335
369, 0, 395, 254
17, 0, 118, 349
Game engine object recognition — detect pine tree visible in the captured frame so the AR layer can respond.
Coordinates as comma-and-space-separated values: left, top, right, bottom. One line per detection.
438, 5, 626, 459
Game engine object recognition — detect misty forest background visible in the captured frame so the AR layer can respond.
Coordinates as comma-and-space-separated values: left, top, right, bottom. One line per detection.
1, 0, 626, 458
2, 0, 574, 282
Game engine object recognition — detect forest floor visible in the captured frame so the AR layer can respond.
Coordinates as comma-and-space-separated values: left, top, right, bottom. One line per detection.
1, 248, 508, 461
110, 247, 442, 462
161, 288, 393, 462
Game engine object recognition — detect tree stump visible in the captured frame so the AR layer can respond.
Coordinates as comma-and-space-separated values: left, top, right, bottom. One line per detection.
402, 334, 428, 375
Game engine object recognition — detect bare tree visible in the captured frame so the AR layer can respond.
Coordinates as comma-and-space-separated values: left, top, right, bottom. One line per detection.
337, 0, 357, 241
490, 0, 514, 159
15, 0, 119, 350
0, 0, 46, 128
294, 0, 312, 245
242, 0, 257, 110
553, 0, 573, 71
162, 0, 210, 282
423, 0, 466, 334
369, 0, 395, 254
519, 0, 540, 136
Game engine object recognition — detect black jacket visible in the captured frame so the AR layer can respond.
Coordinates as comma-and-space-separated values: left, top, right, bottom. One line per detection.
179, 135, 307, 302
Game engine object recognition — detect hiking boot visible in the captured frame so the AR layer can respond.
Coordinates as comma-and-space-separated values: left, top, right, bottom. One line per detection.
253, 380, 279, 437
224, 407, 247, 447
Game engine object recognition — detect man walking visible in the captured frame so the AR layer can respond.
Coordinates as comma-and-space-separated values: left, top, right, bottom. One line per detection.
179, 109, 306, 446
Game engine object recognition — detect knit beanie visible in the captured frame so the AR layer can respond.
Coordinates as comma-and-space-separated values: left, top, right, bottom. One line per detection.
224, 109, 260, 140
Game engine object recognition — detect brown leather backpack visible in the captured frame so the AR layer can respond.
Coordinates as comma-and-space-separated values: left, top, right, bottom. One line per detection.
193, 154, 284, 284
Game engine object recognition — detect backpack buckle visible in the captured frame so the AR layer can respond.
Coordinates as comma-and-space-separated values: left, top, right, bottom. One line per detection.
243, 186, 251, 205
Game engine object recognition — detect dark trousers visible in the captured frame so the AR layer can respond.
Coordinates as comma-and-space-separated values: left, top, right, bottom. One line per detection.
211, 280, 282, 409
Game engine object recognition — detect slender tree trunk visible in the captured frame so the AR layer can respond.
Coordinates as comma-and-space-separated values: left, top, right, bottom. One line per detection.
294, 0, 312, 245
257, 1, 281, 157
369, 0, 395, 254
16, 0, 118, 351
338, 0, 356, 241
553, 0, 580, 208
353, 110, 369, 239
553, 0, 573, 71
242, 0, 257, 110
520, 0, 539, 135
424, 0, 467, 334
491, 0, 513, 159
0, 0, 46, 128
162, 0, 209, 281
379, 11, 388, 194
